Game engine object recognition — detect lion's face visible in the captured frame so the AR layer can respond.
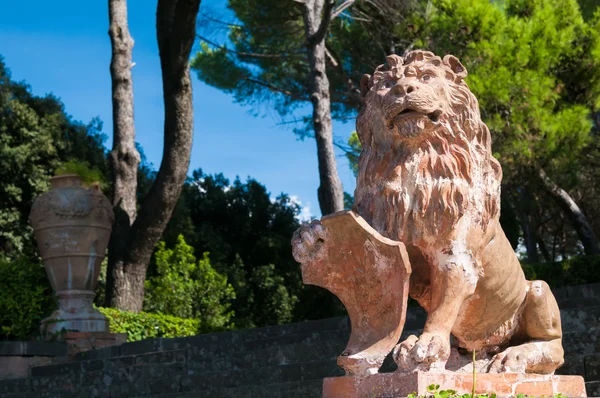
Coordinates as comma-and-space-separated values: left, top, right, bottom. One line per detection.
366, 60, 447, 139
357, 51, 475, 148
354, 51, 501, 244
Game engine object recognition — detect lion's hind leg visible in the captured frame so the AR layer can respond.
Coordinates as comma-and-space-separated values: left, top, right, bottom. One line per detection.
488, 280, 564, 374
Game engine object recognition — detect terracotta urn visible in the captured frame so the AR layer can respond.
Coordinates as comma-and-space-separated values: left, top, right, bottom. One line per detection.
29, 174, 114, 335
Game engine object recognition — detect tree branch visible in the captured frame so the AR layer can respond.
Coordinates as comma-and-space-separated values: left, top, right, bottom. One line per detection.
325, 45, 362, 104
331, 0, 355, 19
198, 12, 245, 29
245, 77, 310, 101
313, 0, 335, 43
197, 34, 302, 59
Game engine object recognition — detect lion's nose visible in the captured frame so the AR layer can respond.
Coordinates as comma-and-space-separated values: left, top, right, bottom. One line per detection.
393, 81, 417, 96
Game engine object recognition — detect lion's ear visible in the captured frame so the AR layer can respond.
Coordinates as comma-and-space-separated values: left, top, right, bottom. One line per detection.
360, 74, 372, 97
443, 54, 468, 82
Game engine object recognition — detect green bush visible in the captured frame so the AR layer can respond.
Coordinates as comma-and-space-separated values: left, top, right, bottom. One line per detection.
144, 235, 235, 332
522, 255, 600, 288
98, 307, 200, 342
0, 255, 55, 340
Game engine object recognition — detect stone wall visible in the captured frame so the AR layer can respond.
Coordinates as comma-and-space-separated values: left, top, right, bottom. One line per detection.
0, 283, 599, 398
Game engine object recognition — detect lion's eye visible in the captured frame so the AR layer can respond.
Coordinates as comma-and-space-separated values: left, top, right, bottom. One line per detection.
421, 74, 434, 82
383, 80, 394, 89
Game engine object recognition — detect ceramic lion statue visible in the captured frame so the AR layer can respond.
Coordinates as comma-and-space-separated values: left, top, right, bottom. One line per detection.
293, 50, 564, 374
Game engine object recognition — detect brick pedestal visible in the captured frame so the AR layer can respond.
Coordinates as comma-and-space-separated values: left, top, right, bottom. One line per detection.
323, 371, 587, 397
58, 331, 127, 358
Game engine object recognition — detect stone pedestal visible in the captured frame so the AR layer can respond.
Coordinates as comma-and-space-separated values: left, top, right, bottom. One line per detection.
323, 371, 587, 397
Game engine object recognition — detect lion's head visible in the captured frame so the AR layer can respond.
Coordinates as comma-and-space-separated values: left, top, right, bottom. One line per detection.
353, 50, 502, 244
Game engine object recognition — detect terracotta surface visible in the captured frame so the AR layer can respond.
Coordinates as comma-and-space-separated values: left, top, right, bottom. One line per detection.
294, 211, 411, 376
322, 371, 587, 398
292, 50, 565, 378
29, 174, 114, 335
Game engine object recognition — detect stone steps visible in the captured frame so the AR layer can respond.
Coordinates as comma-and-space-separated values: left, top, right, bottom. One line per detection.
181, 359, 341, 392
7, 282, 599, 398
132, 379, 324, 398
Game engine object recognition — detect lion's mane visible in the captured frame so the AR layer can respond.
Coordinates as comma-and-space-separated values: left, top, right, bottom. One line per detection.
353, 51, 502, 243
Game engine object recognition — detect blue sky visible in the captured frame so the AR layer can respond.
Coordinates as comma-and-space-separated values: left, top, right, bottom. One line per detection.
0, 0, 357, 220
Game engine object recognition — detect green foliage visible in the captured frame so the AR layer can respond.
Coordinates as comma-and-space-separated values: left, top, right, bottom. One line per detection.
0, 255, 54, 340
346, 131, 361, 178
248, 264, 299, 326
522, 255, 600, 288
97, 307, 200, 342
389, 0, 600, 186
55, 159, 107, 189
406, 384, 568, 398
343, 1, 600, 259
143, 235, 235, 333
0, 56, 109, 256
172, 169, 344, 328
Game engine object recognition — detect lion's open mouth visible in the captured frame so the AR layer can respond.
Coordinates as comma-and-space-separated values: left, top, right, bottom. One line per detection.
394, 108, 442, 123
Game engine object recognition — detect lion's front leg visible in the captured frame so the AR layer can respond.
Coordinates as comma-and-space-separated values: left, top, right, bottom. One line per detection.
394, 245, 478, 371
489, 280, 564, 374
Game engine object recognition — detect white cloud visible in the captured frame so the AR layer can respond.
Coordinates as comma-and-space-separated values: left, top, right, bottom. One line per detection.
289, 195, 313, 222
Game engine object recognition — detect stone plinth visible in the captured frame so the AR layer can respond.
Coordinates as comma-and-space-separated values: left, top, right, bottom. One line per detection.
323, 371, 587, 398
59, 331, 127, 358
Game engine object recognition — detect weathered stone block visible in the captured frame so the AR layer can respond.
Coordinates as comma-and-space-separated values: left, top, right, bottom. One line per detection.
119, 338, 162, 356
107, 366, 145, 398
585, 353, 600, 380
135, 349, 185, 365
0, 376, 30, 394
563, 329, 600, 356
74, 344, 121, 361
586, 380, 600, 397
556, 355, 585, 376
296, 316, 350, 334
80, 359, 104, 373
30, 373, 79, 392
160, 336, 189, 351
103, 355, 136, 370
30, 361, 80, 378
323, 371, 586, 398
186, 344, 241, 373
144, 376, 182, 395
180, 371, 227, 392
561, 306, 600, 333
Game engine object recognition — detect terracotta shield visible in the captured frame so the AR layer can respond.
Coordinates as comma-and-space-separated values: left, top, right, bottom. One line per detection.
300, 210, 412, 376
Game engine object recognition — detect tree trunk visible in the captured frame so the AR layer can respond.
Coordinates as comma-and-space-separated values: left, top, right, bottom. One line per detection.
538, 168, 600, 255
517, 186, 540, 263
106, 0, 141, 308
302, 0, 345, 216
105, 0, 202, 311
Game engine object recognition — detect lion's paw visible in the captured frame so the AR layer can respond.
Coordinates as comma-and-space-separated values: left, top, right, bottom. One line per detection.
488, 346, 528, 373
393, 333, 450, 371
291, 220, 327, 263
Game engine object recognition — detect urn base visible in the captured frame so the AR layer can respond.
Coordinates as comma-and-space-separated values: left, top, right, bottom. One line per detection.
41, 290, 109, 335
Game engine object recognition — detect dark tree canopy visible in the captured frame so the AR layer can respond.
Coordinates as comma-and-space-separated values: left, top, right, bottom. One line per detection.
0, 56, 109, 255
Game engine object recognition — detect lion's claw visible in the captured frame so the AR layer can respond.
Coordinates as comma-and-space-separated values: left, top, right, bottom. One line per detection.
393, 333, 450, 371
488, 347, 527, 373
291, 220, 327, 263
